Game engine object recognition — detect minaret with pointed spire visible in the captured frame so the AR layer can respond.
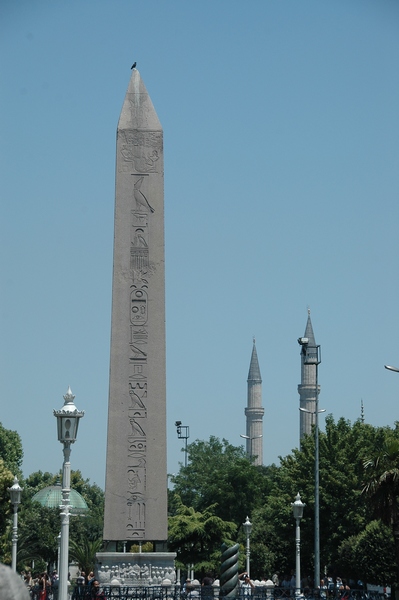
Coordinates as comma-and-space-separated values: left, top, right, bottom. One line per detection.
297, 310, 321, 440
244, 338, 264, 465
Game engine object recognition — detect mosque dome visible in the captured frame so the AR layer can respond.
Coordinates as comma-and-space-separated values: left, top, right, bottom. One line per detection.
32, 484, 89, 516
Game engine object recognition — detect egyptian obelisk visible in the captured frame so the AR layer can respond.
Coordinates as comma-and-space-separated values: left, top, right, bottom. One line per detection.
103, 68, 167, 544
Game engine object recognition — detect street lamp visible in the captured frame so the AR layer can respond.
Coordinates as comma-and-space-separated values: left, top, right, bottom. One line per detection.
298, 338, 321, 588
240, 434, 263, 462
175, 421, 190, 468
54, 387, 84, 600
242, 516, 252, 577
385, 365, 399, 373
7, 476, 23, 572
291, 493, 305, 598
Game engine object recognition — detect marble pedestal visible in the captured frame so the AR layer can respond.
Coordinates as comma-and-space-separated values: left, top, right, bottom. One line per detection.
95, 552, 176, 586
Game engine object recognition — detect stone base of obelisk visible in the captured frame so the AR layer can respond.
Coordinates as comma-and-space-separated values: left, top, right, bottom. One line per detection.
95, 552, 177, 586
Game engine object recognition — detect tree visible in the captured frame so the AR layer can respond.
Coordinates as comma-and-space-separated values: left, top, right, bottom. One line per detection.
170, 436, 270, 527
168, 495, 237, 575
249, 417, 385, 578
16, 504, 60, 571
169, 420, 399, 582
363, 435, 399, 587
0, 421, 23, 563
0, 458, 18, 563
0, 422, 23, 477
337, 520, 396, 585
70, 538, 103, 575
17, 470, 104, 572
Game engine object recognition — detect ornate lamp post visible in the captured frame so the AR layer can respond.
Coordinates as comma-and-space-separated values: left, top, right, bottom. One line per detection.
242, 516, 252, 577
8, 476, 23, 572
291, 493, 305, 598
54, 387, 84, 600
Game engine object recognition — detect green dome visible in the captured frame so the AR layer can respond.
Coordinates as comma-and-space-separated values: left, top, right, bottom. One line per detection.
32, 484, 89, 516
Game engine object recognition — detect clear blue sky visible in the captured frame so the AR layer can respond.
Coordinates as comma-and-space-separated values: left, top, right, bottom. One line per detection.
1, 1, 399, 490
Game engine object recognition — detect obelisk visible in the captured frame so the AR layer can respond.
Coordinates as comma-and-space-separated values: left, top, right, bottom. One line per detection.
103, 68, 167, 544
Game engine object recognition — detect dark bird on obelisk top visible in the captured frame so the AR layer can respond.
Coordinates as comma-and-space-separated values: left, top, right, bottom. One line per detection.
131, 62, 137, 70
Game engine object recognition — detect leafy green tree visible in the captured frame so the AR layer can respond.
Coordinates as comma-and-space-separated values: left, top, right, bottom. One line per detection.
0, 421, 24, 563
337, 520, 396, 585
0, 458, 18, 563
363, 435, 399, 586
0, 422, 23, 477
168, 495, 237, 575
68, 470, 104, 544
24, 471, 59, 499
17, 470, 104, 572
17, 504, 60, 571
250, 488, 293, 578
170, 436, 270, 526
249, 417, 385, 578
168, 420, 399, 582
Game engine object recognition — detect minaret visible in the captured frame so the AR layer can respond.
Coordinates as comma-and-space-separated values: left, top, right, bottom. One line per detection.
297, 310, 320, 440
244, 339, 264, 465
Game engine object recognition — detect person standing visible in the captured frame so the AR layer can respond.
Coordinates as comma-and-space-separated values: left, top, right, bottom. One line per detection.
239, 573, 255, 597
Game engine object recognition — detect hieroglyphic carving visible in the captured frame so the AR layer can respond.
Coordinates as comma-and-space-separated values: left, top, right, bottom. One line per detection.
126, 170, 153, 539
130, 289, 148, 325
119, 130, 162, 173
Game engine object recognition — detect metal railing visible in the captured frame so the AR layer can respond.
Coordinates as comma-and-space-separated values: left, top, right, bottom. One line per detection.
27, 586, 386, 600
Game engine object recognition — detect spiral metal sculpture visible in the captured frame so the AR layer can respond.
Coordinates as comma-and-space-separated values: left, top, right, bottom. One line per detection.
220, 542, 240, 597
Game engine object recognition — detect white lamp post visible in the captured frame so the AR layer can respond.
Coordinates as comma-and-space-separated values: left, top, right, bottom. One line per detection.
54, 387, 84, 600
242, 516, 252, 577
291, 493, 305, 598
8, 476, 23, 572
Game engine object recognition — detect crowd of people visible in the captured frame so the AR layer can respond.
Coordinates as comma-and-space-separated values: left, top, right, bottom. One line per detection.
18, 568, 106, 599
21, 570, 58, 599
181, 572, 353, 599
12, 566, 355, 600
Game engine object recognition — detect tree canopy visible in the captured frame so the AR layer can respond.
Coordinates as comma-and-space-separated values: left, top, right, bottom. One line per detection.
362, 434, 399, 586
168, 495, 237, 575
170, 436, 270, 527
0, 422, 23, 477
2, 468, 105, 571
169, 422, 399, 585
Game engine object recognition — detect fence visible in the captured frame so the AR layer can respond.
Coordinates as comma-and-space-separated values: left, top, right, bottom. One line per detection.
27, 586, 387, 600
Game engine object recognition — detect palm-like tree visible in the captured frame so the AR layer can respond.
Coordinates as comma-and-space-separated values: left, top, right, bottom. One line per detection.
168, 495, 237, 575
69, 538, 103, 576
363, 438, 399, 586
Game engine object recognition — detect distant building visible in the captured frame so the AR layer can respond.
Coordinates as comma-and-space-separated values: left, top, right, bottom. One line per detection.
244, 339, 264, 465
297, 311, 320, 440
32, 483, 89, 516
